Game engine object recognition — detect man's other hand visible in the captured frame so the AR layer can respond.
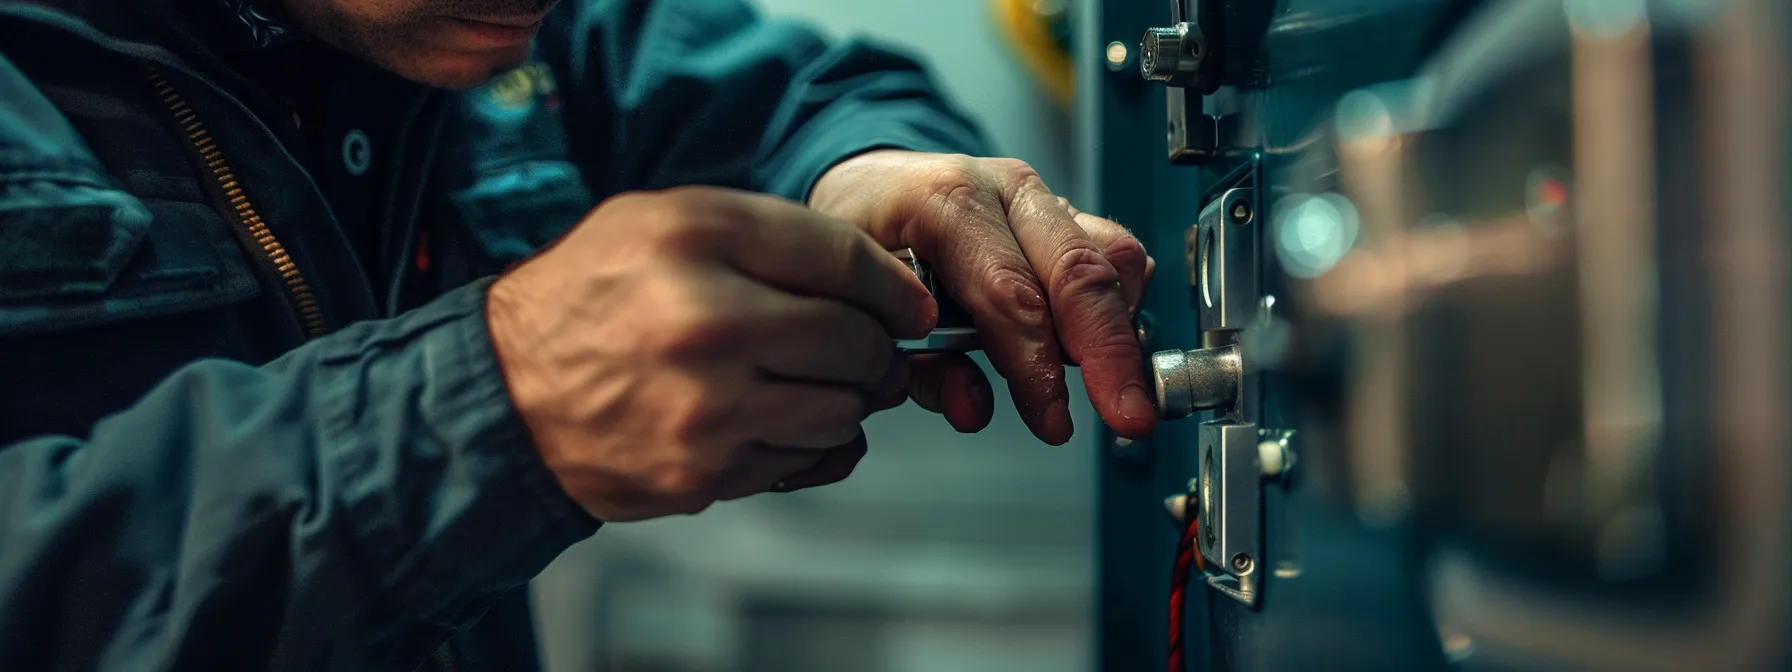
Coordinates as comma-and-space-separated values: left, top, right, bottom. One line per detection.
810, 150, 1158, 445
486, 187, 937, 521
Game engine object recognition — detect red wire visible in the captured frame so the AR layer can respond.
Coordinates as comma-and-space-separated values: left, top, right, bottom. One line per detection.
1168, 513, 1203, 672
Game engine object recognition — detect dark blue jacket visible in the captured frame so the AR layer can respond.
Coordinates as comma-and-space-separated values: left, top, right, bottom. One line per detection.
0, 0, 985, 669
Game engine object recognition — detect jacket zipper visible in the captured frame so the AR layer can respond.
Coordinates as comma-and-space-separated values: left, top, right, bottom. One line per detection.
430, 641, 459, 672
145, 67, 329, 338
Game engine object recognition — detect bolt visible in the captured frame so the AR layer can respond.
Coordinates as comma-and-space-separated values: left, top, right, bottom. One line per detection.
1230, 553, 1254, 574
1104, 41, 1131, 71
1229, 200, 1254, 226
1442, 634, 1475, 662
1140, 23, 1203, 85
1163, 493, 1188, 522
1258, 440, 1285, 477
1109, 435, 1147, 463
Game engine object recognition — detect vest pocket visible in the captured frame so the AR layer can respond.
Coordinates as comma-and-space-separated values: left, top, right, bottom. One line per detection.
0, 185, 260, 336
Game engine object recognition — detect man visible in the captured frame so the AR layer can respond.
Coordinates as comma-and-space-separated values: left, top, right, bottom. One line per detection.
0, 0, 1154, 668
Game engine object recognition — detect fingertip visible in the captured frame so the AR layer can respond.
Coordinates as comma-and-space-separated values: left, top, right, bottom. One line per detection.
1113, 387, 1161, 439
867, 387, 910, 414
1039, 398, 1073, 446
873, 353, 912, 397
916, 293, 940, 337
1083, 364, 1159, 441
942, 362, 994, 433
1107, 414, 1158, 440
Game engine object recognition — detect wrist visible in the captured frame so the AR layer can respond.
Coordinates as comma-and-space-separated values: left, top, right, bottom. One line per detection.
809, 149, 916, 213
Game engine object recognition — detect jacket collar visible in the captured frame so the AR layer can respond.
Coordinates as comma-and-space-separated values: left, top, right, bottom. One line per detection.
217, 0, 307, 49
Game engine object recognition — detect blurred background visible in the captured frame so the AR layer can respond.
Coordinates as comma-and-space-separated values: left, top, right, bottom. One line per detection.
534, 1, 1792, 669
531, 2, 1101, 671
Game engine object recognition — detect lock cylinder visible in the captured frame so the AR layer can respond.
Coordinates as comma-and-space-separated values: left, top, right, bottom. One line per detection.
1150, 344, 1242, 419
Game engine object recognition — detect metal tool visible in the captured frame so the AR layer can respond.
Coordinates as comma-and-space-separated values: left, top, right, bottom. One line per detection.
893, 250, 982, 354
891, 250, 1159, 355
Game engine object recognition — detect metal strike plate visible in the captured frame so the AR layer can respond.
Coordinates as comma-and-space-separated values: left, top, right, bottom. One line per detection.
1149, 0, 1227, 163
1168, 89, 1220, 164
1187, 185, 1258, 333
1198, 420, 1261, 606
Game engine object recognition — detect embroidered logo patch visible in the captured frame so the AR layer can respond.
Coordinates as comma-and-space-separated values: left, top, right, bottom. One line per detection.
474, 62, 560, 121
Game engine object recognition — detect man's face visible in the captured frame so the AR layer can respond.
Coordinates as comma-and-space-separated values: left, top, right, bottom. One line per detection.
282, 0, 560, 89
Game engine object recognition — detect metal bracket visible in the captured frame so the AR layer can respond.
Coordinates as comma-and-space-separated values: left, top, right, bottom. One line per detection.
1143, 0, 1230, 163
1189, 185, 1258, 333
1198, 421, 1262, 606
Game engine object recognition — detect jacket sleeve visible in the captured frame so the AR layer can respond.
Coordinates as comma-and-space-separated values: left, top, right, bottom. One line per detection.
0, 279, 600, 671
542, 0, 990, 202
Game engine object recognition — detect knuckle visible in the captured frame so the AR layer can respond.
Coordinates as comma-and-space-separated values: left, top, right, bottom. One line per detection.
652, 463, 718, 499
847, 317, 894, 377
645, 279, 736, 360
1076, 320, 1144, 361
667, 394, 737, 444
981, 265, 1052, 330
923, 167, 980, 205
1049, 244, 1123, 299
657, 218, 729, 254
833, 228, 879, 284
675, 500, 714, 517
805, 395, 867, 441
919, 159, 993, 207
1101, 230, 1149, 273
656, 316, 735, 359
797, 302, 891, 377
634, 193, 735, 253
989, 157, 1040, 186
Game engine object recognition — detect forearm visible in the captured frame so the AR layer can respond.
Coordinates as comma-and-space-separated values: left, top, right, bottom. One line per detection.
551, 0, 989, 201
0, 280, 598, 670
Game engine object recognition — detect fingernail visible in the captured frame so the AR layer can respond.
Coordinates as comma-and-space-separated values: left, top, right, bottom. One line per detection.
876, 355, 911, 396
1120, 384, 1155, 421
1044, 398, 1072, 444
971, 373, 992, 407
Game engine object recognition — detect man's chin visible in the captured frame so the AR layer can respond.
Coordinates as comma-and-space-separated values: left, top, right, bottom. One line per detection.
378, 46, 534, 90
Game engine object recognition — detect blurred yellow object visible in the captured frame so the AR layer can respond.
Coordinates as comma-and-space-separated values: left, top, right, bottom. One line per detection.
992, 0, 1075, 110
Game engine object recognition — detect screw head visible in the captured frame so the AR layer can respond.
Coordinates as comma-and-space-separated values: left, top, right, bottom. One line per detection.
1105, 41, 1131, 71
1229, 200, 1254, 226
1109, 435, 1148, 464
1230, 553, 1254, 574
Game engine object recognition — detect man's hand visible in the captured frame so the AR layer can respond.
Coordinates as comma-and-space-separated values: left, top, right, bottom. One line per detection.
810, 150, 1157, 445
487, 187, 936, 521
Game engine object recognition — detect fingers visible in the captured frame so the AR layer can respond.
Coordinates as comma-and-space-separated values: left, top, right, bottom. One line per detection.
711, 444, 826, 501
866, 355, 912, 413
675, 188, 937, 339
1072, 213, 1152, 314
742, 381, 868, 448
992, 165, 1156, 440
713, 434, 871, 501
906, 353, 994, 433
751, 294, 895, 386
898, 166, 1075, 443
768, 433, 871, 493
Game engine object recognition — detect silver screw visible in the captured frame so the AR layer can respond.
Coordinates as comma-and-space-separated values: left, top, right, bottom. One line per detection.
1229, 200, 1253, 226
1110, 435, 1147, 463
1230, 553, 1254, 574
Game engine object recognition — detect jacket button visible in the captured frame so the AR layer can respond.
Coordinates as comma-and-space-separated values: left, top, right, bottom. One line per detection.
342, 129, 372, 176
